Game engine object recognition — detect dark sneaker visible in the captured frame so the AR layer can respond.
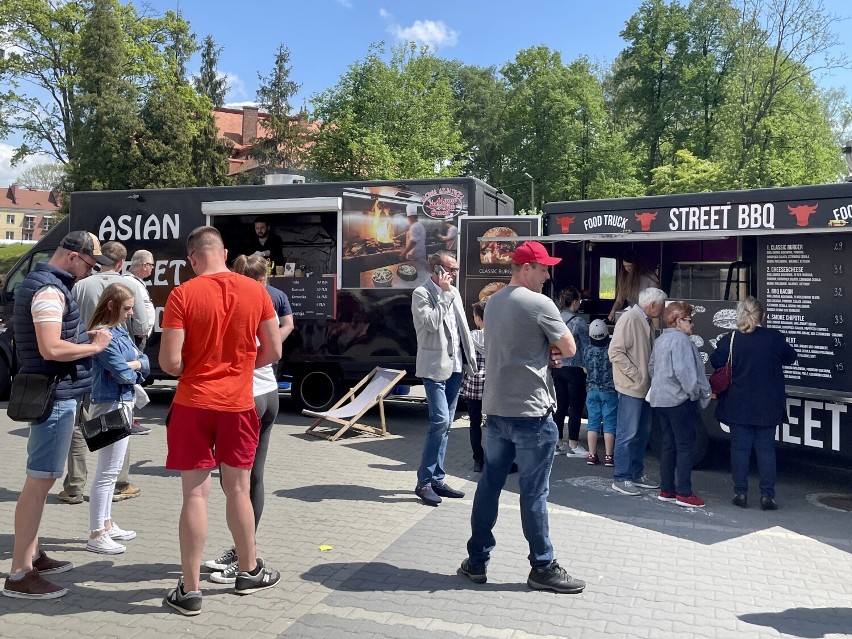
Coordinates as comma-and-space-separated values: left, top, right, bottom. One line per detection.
58, 490, 83, 505
130, 420, 151, 435
634, 475, 660, 489
204, 546, 236, 571
234, 558, 280, 595
604, 455, 614, 467
209, 561, 238, 584
2, 568, 67, 599
676, 494, 705, 508
527, 562, 586, 594
431, 481, 464, 498
32, 550, 72, 575
586, 453, 599, 465
164, 578, 202, 616
458, 559, 487, 584
414, 485, 442, 506
760, 497, 779, 511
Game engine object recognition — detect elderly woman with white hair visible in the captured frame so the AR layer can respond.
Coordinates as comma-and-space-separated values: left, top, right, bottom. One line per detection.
710, 296, 796, 510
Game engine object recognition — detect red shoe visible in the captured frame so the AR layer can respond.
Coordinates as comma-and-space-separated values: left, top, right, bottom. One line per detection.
675, 494, 705, 508
658, 491, 676, 502
586, 453, 599, 465
603, 454, 614, 467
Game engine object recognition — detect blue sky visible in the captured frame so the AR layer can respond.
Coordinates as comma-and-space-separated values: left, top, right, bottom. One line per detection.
2, 0, 851, 186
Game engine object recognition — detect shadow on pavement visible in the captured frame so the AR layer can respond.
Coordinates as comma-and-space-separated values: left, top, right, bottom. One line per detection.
739, 607, 852, 638
275, 484, 414, 504
300, 561, 528, 593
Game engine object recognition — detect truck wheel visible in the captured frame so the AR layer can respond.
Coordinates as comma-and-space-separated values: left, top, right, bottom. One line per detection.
0, 356, 9, 401
291, 369, 343, 413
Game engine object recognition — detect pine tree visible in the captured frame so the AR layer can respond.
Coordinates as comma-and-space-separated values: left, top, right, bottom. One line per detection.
194, 35, 228, 107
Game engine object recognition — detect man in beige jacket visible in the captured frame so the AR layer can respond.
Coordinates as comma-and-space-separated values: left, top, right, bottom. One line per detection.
608, 287, 666, 496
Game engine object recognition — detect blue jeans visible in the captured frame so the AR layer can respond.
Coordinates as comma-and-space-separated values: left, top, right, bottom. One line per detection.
613, 393, 651, 482
656, 401, 697, 496
729, 423, 777, 499
467, 414, 558, 569
26, 398, 79, 479
417, 373, 463, 487
586, 390, 618, 435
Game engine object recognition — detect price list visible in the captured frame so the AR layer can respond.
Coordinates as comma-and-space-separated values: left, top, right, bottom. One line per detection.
760, 235, 848, 392
269, 275, 337, 319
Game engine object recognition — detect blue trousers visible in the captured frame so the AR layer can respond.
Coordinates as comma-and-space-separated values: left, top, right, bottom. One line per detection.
417, 373, 463, 487
729, 423, 777, 499
613, 393, 651, 482
656, 400, 698, 496
467, 414, 558, 569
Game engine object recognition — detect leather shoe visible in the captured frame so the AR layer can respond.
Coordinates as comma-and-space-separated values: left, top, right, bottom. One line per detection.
431, 482, 465, 499
731, 494, 747, 508
473, 460, 483, 473
414, 485, 442, 506
760, 496, 778, 511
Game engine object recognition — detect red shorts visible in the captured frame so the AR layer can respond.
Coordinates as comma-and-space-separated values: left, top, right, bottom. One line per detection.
165, 403, 260, 471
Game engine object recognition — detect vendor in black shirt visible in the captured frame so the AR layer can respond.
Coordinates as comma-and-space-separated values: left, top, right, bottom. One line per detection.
247, 217, 285, 268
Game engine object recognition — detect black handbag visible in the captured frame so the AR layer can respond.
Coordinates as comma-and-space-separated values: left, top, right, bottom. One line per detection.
6, 373, 59, 423
82, 408, 131, 452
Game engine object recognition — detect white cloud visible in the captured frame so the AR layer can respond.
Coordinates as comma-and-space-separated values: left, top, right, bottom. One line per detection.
223, 72, 249, 104
336, 0, 353, 8
379, 8, 390, 19
0, 144, 54, 188
383, 16, 459, 50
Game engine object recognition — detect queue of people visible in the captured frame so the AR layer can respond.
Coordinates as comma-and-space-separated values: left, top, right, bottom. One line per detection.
3, 228, 796, 606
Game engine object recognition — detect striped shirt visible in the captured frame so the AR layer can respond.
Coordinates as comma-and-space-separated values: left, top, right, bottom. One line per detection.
31, 285, 66, 324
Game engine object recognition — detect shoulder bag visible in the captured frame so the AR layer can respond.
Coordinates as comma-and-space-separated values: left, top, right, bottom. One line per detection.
709, 331, 736, 394
6, 373, 59, 423
82, 407, 131, 452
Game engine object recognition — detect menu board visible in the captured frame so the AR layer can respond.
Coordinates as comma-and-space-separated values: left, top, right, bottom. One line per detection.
759, 235, 849, 393
269, 275, 337, 319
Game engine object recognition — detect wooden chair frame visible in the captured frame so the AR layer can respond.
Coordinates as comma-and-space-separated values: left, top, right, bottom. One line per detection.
304, 367, 406, 441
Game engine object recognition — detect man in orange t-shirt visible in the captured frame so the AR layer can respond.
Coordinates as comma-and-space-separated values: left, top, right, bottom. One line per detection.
159, 226, 282, 615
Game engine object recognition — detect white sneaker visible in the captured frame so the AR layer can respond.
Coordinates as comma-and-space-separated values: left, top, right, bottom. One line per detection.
106, 523, 136, 541
86, 534, 126, 555
566, 444, 589, 458
553, 443, 570, 456
209, 561, 239, 584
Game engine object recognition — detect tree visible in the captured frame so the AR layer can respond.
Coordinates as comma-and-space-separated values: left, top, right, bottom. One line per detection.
309, 42, 462, 181
67, 0, 141, 191
193, 35, 228, 107
14, 162, 66, 190
648, 149, 725, 193
248, 43, 311, 176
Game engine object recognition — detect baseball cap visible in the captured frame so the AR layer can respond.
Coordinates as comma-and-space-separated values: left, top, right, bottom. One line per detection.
60, 231, 114, 266
512, 241, 561, 266
589, 319, 609, 340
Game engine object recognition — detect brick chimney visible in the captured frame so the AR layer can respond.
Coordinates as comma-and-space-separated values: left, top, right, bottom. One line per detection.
242, 106, 258, 145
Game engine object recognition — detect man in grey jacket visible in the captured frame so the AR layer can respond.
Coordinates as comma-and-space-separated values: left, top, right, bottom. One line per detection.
412, 251, 477, 506
608, 286, 667, 496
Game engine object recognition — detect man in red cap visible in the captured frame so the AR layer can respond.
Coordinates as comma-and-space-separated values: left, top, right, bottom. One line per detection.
459, 241, 585, 594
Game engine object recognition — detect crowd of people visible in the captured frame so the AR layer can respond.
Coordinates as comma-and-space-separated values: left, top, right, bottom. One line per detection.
3, 229, 796, 607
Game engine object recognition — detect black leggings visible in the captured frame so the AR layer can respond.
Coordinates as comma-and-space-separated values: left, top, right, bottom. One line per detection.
552, 366, 587, 441
219, 388, 279, 530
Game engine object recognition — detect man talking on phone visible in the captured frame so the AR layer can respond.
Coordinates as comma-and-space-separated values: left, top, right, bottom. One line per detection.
411, 251, 477, 506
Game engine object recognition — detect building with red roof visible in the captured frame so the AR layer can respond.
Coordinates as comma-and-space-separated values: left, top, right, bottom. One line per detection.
0, 185, 61, 242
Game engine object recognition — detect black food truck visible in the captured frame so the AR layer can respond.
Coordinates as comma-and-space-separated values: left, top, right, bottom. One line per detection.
0, 178, 513, 411
532, 182, 852, 466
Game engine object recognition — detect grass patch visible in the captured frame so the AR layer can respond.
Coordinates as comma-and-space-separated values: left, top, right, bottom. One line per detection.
0, 244, 31, 276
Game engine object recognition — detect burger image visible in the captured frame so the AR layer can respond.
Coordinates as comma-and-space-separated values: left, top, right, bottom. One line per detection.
712, 308, 737, 329
480, 227, 518, 264
478, 281, 507, 301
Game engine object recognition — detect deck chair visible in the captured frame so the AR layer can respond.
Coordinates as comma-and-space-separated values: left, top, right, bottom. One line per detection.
304, 367, 406, 441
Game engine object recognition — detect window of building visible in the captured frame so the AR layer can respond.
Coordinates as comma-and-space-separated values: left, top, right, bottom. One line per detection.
23, 215, 35, 230
6, 214, 14, 224
5, 231, 14, 240
43, 216, 53, 230
23, 231, 33, 241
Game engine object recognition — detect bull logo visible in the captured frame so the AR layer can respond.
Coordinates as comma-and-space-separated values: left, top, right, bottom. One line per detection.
635, 211, 657, 232
555, 215, 575, 233
788, 203, 818, 227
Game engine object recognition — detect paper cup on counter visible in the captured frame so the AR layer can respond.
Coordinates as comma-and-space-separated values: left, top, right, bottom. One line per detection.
275, 266, 284, 275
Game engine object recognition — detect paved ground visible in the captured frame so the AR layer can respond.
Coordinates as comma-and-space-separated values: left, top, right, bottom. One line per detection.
1, 387, 851, 639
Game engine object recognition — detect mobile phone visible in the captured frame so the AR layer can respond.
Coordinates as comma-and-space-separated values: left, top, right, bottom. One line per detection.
434, 264, 446, 276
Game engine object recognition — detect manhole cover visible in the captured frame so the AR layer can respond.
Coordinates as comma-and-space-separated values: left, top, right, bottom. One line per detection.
807, 493, 852, 512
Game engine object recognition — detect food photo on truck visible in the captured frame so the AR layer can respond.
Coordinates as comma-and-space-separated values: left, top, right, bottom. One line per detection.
0, 177, 514, 412
497, 180, 852, 467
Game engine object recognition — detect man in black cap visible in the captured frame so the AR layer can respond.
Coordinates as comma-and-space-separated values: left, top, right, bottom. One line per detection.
3, 231, 113, 600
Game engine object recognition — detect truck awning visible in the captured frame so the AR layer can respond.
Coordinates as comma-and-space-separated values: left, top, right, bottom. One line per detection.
202, 196, 342, 216
478, 225, 852, 243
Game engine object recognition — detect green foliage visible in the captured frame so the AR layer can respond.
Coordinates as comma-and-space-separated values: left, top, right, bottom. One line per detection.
309, 42, 462, 181
0, 243, 32, 276
648, 149, 725, 194
194, 35, 228, 107
14, 163, 66, 190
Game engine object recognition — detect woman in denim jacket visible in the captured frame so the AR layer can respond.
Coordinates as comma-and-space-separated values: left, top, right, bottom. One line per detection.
86, 283, 149, 554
